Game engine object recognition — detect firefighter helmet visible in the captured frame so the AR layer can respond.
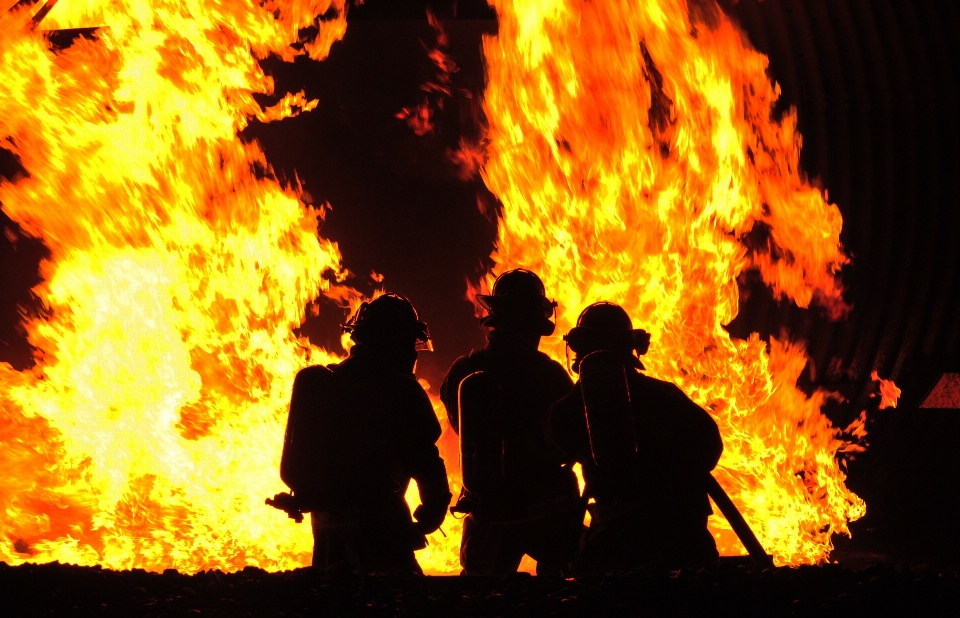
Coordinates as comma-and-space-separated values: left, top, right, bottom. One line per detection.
563, 302, 650, 371
341, 293, 432, 351
475, 269, 557, 335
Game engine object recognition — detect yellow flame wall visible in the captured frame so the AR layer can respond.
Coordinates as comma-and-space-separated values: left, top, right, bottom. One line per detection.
0, 0, 354, 571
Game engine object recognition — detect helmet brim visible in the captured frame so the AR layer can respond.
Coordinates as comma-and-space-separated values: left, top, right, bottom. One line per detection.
475, 294, 495, 312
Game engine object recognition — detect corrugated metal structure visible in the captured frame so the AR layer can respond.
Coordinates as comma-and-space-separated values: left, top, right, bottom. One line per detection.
721, 0, 960, 564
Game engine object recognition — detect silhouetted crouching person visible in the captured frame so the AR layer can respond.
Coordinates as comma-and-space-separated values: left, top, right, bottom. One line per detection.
441, 269, 582, 576
547, 302, 722, 574
278, 294, 451, 574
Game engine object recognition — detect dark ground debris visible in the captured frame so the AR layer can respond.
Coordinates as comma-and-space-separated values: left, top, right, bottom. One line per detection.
2, 561, 959, 616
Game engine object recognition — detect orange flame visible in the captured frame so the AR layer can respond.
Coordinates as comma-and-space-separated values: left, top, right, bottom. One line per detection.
871, 371, 901, 410
0, 0, 357, 571
477, 0, 862, 565
0, 0, 469, 574
395, 8, 456, 137
1, 0, 866, 574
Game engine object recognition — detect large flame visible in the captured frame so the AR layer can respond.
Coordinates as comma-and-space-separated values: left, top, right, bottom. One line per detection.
0, 0, 471, 575
478, 0, 862, 565
0, 0, 863, 575
0, 0, 359, 571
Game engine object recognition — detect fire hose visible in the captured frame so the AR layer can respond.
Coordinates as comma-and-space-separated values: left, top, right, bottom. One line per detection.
577, 351, 774, 568
9, 0, 58, 26
705, 474, 774, 568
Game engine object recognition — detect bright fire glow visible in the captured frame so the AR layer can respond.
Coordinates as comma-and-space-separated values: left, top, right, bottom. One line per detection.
1, 0, 864, 575
477, 0, 862, 565
0, 0, 357, 572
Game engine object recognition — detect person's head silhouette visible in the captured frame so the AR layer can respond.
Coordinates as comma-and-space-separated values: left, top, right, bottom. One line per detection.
476, 269, 557, 336
563, 302, 650, 373
341, 293, 431, 371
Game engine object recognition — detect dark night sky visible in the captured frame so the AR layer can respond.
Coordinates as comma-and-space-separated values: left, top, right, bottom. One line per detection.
1, 0, 959, 563
243, 3, 500, 388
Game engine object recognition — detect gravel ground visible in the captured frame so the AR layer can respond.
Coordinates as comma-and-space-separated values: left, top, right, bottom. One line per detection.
2, 560, 959, 616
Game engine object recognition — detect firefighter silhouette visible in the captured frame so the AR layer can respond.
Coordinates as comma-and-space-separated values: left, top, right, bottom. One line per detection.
440, 269, 583, 576
547, 302, 723, 573
271, 293, 451, 574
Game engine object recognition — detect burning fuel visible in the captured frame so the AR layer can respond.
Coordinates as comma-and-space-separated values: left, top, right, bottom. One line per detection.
1, 0, 866, 574
478, 0, 862, 565
0, 0, 355, 572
